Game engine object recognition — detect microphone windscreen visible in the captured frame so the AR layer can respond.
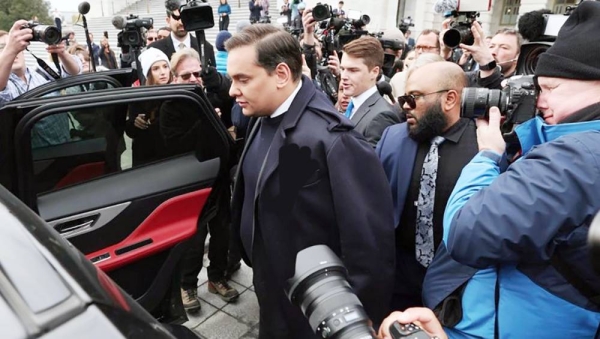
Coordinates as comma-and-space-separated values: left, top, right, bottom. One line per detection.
433, 0, 458, 14
112, 15, 126, 30
518, 9, 553, 42
78, 1, 91, 15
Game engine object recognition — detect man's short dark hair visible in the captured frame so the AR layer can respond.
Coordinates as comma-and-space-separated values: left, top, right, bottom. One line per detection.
343, 36, 385, 70
225, 24, 303, 81
165, 0, 181, 15
339, 1, 344, 4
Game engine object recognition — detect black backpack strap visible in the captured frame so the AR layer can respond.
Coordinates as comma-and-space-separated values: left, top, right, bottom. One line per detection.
550, 253, 600, 307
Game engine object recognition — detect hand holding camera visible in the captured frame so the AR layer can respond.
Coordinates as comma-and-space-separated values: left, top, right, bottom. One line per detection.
379, 308, 448, 339
4, 20, 33, 57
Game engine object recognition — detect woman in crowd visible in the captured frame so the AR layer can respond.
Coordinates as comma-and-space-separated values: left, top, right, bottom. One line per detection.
218, 0, 231, 31
125, 48, 172, 166
99, 37, 118, 69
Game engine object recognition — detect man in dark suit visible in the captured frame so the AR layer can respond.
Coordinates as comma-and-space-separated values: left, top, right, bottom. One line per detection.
376, 61, 479, 312
148, 0, 216, 67
227, 24, 395, 338
340, 36, 401, 147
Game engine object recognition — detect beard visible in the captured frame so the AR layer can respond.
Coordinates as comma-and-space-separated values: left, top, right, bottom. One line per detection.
408, 102, 449, 143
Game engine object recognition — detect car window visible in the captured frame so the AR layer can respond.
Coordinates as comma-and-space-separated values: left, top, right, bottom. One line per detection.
40, 81, 117, 98
28, 95, 225, 195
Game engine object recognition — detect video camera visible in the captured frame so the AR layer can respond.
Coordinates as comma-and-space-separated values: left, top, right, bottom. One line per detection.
398, 16, 414, 34
440, 0, 491, 49
285, 245, 435, 339
461, 74, 538, 134
179, 0, 214, 31
21, 21, 61, 45
114, 14, 153, 48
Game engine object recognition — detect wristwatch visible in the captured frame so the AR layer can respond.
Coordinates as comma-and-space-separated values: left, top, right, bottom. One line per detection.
479, 60, 497, 71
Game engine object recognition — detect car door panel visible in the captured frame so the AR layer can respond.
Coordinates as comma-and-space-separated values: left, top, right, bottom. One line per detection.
4, 84, 232, 322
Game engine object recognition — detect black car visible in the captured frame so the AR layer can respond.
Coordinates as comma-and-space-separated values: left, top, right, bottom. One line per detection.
0, 69, 236, 325
0, 182, 187, 338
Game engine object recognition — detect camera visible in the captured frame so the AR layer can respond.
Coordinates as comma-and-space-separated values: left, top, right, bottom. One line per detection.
461, 74, 538, 126
313, 2, 332, 21
285, 245, 434, 339
114, 14, 153, 47
258, 15, 271, 24
179, 0, 214, 31
398, 16, 414, 34
442, 12, 479, 49
21, 21, 61, 45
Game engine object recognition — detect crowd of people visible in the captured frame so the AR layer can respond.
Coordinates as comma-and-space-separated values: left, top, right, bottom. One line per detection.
2, 0, 600, 338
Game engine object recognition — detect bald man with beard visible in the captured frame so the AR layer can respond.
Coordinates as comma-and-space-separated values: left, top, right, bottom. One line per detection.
376, 61, 480, 312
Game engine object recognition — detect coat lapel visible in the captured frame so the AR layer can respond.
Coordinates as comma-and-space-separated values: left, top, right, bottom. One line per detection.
351, 92, 379, 126
255, 77, 316, 195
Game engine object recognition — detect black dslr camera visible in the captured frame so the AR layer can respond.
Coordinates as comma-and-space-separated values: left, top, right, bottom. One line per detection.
313, 2, 332, 21
461, 75, 538, 130
442, 12, 479, 49
21, 21, 61, 45
286, 245, 434, 339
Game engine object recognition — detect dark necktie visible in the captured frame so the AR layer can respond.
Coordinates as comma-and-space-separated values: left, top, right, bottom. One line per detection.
415, 136, 445, 267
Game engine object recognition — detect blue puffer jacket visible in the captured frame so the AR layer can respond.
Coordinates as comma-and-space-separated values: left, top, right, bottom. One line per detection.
444, 115, 600, 338
215, 50, 228, 75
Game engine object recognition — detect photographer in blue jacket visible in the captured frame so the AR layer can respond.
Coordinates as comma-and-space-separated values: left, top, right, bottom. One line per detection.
442, 2, 600, 337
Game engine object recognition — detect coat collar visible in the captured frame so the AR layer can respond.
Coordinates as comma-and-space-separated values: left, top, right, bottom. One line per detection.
351, 91, 380, 126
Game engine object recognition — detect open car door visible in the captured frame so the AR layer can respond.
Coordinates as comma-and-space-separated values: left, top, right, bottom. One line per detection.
0, 83, 234, 324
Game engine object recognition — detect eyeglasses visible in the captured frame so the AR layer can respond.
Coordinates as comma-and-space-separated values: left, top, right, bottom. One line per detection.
177, 71, 201, 81
415, 45, 439, 52
170, 12, 181, 21
147, 37, 156, 42
398, 89, 451, 109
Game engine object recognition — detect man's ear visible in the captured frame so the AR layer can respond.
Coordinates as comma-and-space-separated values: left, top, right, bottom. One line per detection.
444, 89, 460, 111
275, 62, 293, 88
370, 66, 380, 81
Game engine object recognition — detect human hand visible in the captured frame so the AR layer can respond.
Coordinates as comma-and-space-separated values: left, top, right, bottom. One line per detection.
438, 18, 453, 59
327, 50, 340, 77
476, 107, 506, 155
46, 40, 67, 56
302, 8, 316, 35
301, 54, 311, 78
4, 20, 33, 57
134, 114, 149, 129
459, 21, 494, 67
378, 308, 448, 339
215, 107, 222, 118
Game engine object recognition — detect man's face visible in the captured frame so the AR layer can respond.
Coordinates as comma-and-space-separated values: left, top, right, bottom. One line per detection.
173, 57, 203, 85
414, 33, 439, 57
78, 53, 91, 73
404, 50, 416, 69
336, 86, 350, 111
536, 76, 600, 125
339, 54, 379, 98
167, 9, 187, 38
489, 33, 519, 74
228, 45, 282, 117
0, 36, 25, 73
403, 73, 449, 142
146, 30, 158, 45
158, 29, 169, 40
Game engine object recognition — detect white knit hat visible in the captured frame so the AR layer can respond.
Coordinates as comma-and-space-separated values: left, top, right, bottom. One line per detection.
139, 48, 170, 77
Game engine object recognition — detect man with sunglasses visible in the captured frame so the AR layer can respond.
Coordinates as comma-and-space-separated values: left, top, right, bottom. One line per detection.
148, 0, 216, 67
376, 61, 479, 315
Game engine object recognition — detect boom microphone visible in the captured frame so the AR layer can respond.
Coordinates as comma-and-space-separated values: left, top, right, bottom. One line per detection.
78, 1, 90, 15
517, 9, 553, 42
112, 15, 127, 30
433, 0, 458, 14
377, 81, 396, 104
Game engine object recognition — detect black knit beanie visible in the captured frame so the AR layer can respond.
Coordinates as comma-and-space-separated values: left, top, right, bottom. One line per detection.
535, 1, 600, 80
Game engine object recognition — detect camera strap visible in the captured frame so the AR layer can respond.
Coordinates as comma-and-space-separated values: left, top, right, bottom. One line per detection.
27, 48, 61, 80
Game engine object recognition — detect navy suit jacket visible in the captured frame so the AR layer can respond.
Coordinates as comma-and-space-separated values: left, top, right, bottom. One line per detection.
375, 122, 417, 226
231, 76, 395, 336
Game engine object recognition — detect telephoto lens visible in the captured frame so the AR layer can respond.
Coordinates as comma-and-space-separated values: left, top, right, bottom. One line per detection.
460, 87, 508, 119
285, 245, 376, 339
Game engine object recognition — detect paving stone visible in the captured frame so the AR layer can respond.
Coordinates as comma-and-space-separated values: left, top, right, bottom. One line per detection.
198, 280, 247, 309
230, 263, 253, 289
182, 301, 219, 330
221, 289, 260, 326
192, 311, 252, 339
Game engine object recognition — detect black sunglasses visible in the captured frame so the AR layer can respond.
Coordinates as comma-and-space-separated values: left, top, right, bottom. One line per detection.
177, 71, 201, 81
147, 37, 156, 41
398, 89, 451, 109
170, 12, 181, 21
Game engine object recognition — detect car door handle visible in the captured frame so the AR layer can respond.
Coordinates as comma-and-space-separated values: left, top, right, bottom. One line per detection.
54, 216, 98, 237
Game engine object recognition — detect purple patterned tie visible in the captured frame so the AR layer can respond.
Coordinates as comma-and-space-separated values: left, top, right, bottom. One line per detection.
415, 136, 445, 267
